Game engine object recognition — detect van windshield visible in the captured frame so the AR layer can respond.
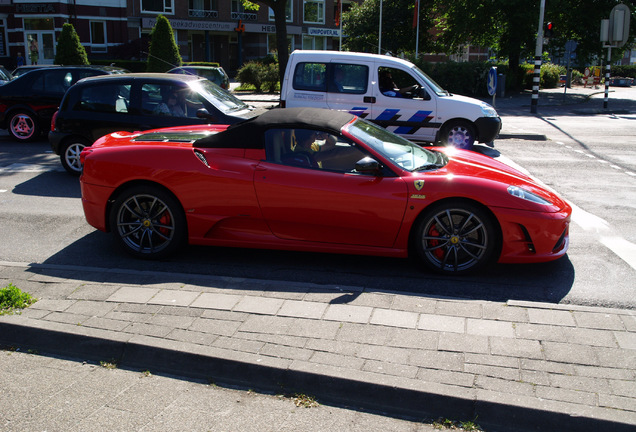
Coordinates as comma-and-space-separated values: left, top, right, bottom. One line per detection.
411, 66, 449, 96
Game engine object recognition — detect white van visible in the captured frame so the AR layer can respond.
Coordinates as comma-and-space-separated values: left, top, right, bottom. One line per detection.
280, 50, 501, 149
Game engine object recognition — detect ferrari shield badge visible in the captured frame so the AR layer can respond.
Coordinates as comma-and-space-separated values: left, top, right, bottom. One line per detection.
414, 180, 425, 191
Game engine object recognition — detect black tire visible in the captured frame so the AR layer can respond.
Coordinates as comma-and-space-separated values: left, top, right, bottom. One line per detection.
414, 201, 499, 275
8, 111, 39, 141
440, 120, 476, 150
110, 185, 187, 259
61, 138, 90, 176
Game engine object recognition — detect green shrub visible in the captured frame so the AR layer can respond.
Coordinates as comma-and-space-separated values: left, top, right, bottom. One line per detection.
55, 23, 89, 65
0, 284, 36, 315
237, 61, 279, 93
146, 15, 182, 72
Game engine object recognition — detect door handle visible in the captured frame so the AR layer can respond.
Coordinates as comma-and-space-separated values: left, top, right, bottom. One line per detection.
363, 96, 376, 103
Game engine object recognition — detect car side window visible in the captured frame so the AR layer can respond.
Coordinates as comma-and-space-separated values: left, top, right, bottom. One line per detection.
75, 84, 131, 113
33, 70, 73, 95
293, 62, 326, 92
265, 128, 368, 173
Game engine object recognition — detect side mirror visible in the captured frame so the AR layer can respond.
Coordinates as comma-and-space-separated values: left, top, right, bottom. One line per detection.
355, 157, 383, 175
196, 108, 214, 120
419, 87, 431, 100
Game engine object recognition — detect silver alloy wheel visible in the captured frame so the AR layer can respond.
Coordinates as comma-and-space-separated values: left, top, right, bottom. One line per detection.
443, 122, 475, 150
115, 193, 176, 255
9, 113, 36, 140
63, 142, 86, 174
419, 206, 490, 273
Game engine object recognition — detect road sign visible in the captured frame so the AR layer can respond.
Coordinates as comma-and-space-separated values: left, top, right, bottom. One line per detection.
487, 67, 497, 96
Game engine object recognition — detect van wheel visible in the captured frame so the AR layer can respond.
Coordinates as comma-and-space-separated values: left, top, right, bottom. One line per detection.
441, 121, 476, 150
61, 138, 89, 176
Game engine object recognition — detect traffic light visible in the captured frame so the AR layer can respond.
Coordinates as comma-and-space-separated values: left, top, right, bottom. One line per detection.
544, 22, 554, 38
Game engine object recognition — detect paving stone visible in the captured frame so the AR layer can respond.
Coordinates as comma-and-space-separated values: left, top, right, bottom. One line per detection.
310, 351, 365, 370
542, 341, 600, 366
190, 293, 242, 311
385, 328, 438, 350
535, 385, 597, 405
408, 350, 464, 371
212, 335, 265, 354
44, 312, 89, 325
114, 303, 163, 314
620, 314, 636, 332
609, 379, 636, 398
417, 368, 475, 387
166, 328, 218, 346
234, 296, 284, 315
599, 393, 636, 412
67, 284, 121, 301
474, 375, 535, 397
148, 289, 200, 307
82, 316, 130, 332
418, 313, 465, 333
107, 287, 160, 304
574, 364, 636, 380
369, 308, 419, 328
435, 300, 483, 318
560, 326, 619, 348
389, 295, 437, 314
467, 318, 514, 338
520, 369, 551, 386
356, 344, 411, 364
323, 304, 373, 324
514, 323, 567, 342
614, 331, 636, 350
549, 373, 611, 394
124, 322, 172, 338
336, 322, 391, 345
277, 300, 327, 319
65, 300, 116, 317
466, 353, 519, 369
594, 347, 636, 369
305, 338, 362, 357
189, 317, 241, 336
520, 359, 575, 375
148, 314, 196, 329
482, 303, 528, 322
259, 343, 313, 361
363, 359, 418, 379
438, 332, 489, 354
490, 337, 543, 359
573, 310, 627, 330
29, 299, 75, 312
527, 308, 576, 326
465, 363, 520, 381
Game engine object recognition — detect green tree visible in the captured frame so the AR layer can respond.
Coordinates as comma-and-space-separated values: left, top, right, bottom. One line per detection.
54, 23, 89, 65
242, 1, 289, 85
146, 15, 182, 72
343, 0, 437, 55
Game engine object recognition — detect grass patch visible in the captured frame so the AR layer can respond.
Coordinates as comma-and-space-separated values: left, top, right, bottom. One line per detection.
291, 393, 319, 408
99, 360, 118, 370
0, 284, 36, 315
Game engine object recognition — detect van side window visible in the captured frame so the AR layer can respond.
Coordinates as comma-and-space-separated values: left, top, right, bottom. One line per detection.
75, 84, 131, 113
328, 64, 368, 94
292, 62, 368, 94
293, 62, 326, 92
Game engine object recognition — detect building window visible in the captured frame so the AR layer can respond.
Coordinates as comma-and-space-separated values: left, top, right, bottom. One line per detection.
269, 2, 293, 22
302, 36, 326, 50
303, 0, 324, 24
141, 0, 173, 14
90, 21, 107, 53
189, 0, 218, 18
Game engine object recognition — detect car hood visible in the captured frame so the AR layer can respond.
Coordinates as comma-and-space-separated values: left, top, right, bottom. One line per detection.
415, 147, 569, 212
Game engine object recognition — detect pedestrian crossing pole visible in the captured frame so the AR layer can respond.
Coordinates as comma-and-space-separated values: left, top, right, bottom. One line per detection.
531, 0, 546, 114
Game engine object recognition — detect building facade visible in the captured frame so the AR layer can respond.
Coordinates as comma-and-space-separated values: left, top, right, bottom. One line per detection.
0, 0, 352, 74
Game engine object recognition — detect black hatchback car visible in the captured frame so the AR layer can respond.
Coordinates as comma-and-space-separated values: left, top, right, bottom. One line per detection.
0, 65, 128, 141
49, 73, 265, 174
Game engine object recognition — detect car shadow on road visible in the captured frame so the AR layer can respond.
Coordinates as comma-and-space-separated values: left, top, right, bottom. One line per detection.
11, 170, 80, 199
37, 230, 575, 305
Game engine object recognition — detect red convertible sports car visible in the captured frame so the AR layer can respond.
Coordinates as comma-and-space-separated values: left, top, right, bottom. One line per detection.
80, 107, 571, 275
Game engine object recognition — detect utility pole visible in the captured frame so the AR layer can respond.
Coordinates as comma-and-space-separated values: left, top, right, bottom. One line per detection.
531, 0, 546, 114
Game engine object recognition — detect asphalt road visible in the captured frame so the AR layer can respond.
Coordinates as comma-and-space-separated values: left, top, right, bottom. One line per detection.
0, 92, 634, 309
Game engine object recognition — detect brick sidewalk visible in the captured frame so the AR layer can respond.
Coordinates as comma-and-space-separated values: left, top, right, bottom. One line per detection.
1, 261, 635, 431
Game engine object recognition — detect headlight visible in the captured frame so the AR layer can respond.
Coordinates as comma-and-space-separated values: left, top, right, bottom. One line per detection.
507, 186, 552, 205
480, 103, 498, 117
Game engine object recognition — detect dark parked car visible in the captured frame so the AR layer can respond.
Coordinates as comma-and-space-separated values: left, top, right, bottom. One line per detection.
49, 73, 265, 174
0, 65, 128, 141
167, 65, 230, 90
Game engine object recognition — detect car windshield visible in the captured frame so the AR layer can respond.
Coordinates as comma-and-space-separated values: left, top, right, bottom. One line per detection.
346, 118, 444, 171
189, 79, 249, 113
411, 66, 448, 96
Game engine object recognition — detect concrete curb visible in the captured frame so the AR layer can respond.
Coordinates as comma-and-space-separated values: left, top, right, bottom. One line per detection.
1, 317, 633, 432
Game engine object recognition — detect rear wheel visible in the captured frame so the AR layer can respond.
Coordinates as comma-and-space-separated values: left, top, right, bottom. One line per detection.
61, 138, 90, 175
110, 185, 187, 259
414, 201, 498, 275
8, 111, 39, 141
440, 120, 476, 150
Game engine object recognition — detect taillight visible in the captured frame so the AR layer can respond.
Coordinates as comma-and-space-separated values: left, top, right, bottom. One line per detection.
50, 110, 58, 132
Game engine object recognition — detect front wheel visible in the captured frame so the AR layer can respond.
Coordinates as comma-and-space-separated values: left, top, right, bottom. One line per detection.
110, 185, 187, 259
414, 201, 499, 275
440, 120, 476, 150
61, 138, 90, 175
8, 111, 39, 141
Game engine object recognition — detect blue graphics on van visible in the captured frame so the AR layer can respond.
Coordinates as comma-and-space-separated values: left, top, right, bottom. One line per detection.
371, 109, 439, 135
349, 107, 369, 118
